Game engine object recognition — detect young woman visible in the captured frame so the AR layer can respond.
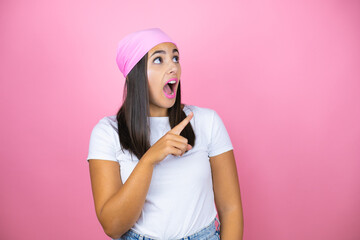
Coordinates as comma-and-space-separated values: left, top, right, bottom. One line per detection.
87, 28, 243, 240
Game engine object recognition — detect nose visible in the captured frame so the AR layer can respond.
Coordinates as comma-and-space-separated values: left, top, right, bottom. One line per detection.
167, 60, 178, 75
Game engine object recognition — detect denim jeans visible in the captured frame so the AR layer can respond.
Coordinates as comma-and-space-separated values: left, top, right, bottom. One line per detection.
118, 217, 221, 240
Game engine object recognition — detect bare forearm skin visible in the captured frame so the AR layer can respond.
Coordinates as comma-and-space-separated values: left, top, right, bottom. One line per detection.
100, 156, 154, 239
219, 207, 244, 239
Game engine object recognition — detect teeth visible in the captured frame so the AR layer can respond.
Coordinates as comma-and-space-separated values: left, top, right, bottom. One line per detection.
168, 80, 176, 84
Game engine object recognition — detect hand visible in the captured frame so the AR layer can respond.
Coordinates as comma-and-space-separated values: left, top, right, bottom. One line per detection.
142, 112, 194, 166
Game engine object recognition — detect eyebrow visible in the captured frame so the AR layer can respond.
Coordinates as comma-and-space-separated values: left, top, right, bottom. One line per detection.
150, 48, 179, 57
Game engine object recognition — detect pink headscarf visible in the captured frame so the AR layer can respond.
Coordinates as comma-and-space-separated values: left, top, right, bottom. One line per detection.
116, 28, 177, 78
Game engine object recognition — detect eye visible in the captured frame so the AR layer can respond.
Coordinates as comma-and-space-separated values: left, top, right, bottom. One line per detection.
173, 56, 179, 63
153, 57, 162, 64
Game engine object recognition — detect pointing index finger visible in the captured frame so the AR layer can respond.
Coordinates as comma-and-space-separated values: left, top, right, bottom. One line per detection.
169, 112, 194, 135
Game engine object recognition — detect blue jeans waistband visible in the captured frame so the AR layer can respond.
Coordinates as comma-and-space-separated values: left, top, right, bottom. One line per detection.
119, 217, 220, 240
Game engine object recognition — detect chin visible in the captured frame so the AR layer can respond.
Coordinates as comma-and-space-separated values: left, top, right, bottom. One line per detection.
164, 100, 176, 109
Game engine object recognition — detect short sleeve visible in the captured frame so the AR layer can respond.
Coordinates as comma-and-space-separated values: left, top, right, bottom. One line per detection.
86, 119, 118, 162
208, 110, 233, 157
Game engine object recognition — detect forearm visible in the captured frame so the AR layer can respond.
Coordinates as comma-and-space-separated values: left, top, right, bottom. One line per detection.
99, 156, 154, 238
219, 207, 244, 239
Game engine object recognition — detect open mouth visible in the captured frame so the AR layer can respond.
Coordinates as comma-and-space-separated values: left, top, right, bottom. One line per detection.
163, 78, 178, 98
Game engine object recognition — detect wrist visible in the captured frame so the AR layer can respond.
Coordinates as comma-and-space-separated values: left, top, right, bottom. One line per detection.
140, 153, 156, 167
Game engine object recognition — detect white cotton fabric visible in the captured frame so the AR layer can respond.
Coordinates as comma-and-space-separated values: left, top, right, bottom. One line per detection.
87, 105, 233, 239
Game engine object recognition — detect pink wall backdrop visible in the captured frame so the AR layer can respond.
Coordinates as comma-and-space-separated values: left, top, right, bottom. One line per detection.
1, 0, 359, 239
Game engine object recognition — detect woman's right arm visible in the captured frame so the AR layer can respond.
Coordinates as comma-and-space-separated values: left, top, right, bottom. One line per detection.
88, 112, 194, 239
89, 155, 155, 239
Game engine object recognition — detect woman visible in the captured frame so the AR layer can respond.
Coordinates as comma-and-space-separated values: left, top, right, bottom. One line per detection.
87, 28, 243, 240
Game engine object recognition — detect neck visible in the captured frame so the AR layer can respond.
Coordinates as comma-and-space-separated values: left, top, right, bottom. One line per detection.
149, 108, 168, 117
148, 104, 184, 117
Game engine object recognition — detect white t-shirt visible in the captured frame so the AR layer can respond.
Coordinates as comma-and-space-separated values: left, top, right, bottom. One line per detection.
87, 104, 233, 239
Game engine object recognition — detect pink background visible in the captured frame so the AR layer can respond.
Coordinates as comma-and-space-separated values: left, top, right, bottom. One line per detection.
1, 0, 359, 239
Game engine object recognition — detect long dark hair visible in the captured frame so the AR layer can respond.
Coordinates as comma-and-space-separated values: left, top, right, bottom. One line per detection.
116, 53, 196, 160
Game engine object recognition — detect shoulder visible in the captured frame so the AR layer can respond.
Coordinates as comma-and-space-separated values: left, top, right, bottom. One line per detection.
92, 115, 118, 134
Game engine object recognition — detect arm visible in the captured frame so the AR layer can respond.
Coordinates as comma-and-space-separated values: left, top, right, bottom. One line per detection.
210, 150, 244, 239
88, 113, 194, 239
88, 156, 154, 239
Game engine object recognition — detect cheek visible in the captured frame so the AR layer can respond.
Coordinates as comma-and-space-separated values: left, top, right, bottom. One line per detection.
147, 67, 158, 83
147, 74, 162, 96
177, 65, 182, 76
147, 71, 156, 89
147, 67, 163, 88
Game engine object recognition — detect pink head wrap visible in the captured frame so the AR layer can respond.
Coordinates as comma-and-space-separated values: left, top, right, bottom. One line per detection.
116, 28, 177, 78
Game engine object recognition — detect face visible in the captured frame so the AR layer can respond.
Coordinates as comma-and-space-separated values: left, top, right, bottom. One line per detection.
147, 42, 181, 117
